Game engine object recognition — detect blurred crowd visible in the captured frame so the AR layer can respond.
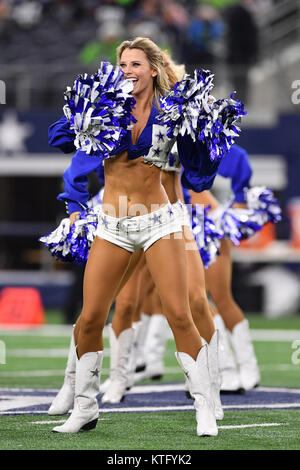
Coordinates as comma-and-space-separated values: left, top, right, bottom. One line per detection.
0, 0, 282, 105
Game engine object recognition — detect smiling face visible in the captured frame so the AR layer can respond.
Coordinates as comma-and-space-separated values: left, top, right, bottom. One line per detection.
119, 48, 158, 98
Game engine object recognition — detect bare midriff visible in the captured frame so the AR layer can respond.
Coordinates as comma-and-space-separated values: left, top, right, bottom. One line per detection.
103, 151, 169, 218
161, 170, 179, 205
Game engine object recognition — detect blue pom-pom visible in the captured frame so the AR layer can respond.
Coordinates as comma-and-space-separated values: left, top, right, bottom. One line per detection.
190, 204, 222, 268
211, 206, 264, 245
159, 69, 246, 162
63, 61, 136, 156
246, 186, 282, 224
159, 69, 214, 139
39, 207, 101, 264
209, 187, 281, 246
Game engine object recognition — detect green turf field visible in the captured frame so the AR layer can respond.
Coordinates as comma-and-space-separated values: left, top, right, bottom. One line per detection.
0, 312, 300, 451
1, 410, 300, 451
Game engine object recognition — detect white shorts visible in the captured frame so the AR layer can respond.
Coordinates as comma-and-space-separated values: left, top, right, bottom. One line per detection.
95, 203, 182, 253
172, 200, 191, 228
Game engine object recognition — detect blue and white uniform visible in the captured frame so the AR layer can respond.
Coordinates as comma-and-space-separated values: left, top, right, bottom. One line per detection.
42, 64, 245, 262
49, 104, 221, 217
47, 105, 225, 254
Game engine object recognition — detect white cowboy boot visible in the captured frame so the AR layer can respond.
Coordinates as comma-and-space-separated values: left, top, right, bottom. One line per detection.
134, 313, 151, 373
101, 327, 134, 404
213, 314, 244, 393
52, 351, 103, 433
176, 346, 218, 437
184, 334, 224, 421
206, 331, 224, 420
183, 337, 208, 399
126, 320, 143, 390
99, 378, 111, 394
135, 314, 170, 382
99, 323, 135, 394
99, 324, 118, 394
48, 326, 76, 415
184, 376, 190, 398
229, 319, 261, 390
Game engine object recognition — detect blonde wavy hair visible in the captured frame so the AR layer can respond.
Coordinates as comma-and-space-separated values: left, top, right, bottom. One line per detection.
116, 37, 185, 108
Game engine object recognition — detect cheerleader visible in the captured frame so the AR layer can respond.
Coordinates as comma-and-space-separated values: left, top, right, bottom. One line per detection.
101, 146, 224, 421
134, 144, 281, 394
41, 37, 244, 435
135, 144, 257, 393
190, 144, 281, 392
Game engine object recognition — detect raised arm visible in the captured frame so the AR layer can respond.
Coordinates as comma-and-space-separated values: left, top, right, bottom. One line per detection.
48, 115, 76, 154
217, 144, 252, 203
177, 135, 220, 193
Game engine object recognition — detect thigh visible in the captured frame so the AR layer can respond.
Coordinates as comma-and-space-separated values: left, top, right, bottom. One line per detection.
183, 228, 206, 293
145, 234, 189, 310
151, 286, 162, 314
113, 260, 144, 334
116, 252, 144, 305
82, 236, 133, 319
205, 238, 232, 297
115, 249, 144, 298
135, 263, 155, 317
145, 234, 203, 358
135, 261, 156, 302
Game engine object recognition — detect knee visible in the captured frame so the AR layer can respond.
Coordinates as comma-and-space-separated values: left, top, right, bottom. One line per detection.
80, 310, 106, 336
114, 297, 136, 320
165, 304, 192, 332
210, 290, 233, 310
189, 289, 207, 317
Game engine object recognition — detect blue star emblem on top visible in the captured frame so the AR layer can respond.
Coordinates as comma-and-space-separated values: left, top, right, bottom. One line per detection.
156, 131, 165, 141
153, 147, 161, 156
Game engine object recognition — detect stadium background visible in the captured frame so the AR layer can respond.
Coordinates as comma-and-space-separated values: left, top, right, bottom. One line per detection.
0, 0, 300, 452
